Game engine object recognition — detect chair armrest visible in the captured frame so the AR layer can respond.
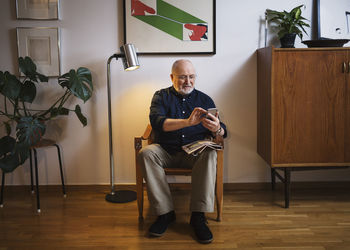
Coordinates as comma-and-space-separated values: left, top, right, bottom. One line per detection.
213, 135, 224, 148
142, 124, 152, 140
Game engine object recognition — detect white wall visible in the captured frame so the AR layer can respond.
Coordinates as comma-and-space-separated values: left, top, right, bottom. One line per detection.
1, 0, 350, 185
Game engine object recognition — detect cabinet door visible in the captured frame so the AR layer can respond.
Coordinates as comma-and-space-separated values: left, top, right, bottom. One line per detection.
273, 50, 348, 164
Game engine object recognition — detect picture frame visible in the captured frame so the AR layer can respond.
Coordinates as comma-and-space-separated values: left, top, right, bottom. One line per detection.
16, 27, 61, 77
317, 0, 350, 40
123, 0, 216, 55
16, 0, 60, 20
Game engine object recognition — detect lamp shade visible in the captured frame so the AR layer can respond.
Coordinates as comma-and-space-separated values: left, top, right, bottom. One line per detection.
120, 44, 139, 71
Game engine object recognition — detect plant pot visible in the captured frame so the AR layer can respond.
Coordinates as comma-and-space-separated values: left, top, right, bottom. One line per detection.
280, 33, 296, 48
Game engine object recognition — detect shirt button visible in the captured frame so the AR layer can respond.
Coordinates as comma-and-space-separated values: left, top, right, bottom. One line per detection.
182, 134, 185, 138
182, 111, 185, 114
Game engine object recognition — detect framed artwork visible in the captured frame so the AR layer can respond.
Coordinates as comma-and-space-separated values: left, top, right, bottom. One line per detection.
318, 0, 350, 39
123, 0, 216, 55
16, 0, 60, 20
16, 27, 61, 77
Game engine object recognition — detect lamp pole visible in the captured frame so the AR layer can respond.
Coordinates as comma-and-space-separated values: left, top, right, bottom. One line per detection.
107, 54, 119, 196
105, 44, 139, 203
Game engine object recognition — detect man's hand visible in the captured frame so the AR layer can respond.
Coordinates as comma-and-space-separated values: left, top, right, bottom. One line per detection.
201, 112, 220, 133
162, 107, 207, 132
187, 107, 207, 126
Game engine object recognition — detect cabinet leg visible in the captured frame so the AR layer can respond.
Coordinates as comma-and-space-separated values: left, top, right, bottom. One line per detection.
271, 168, 276, 190
284, 168, 291, 208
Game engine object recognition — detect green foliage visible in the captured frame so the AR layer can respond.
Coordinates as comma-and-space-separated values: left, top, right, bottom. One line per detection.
0, 57, 94, 173
266, 5, 310, 40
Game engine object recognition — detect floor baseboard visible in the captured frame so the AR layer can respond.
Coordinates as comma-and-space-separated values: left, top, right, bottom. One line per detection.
2, 181, 349, 192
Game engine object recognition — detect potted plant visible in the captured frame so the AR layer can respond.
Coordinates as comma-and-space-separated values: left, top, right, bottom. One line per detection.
0, 57, 93, 173
266, 5, 310, 48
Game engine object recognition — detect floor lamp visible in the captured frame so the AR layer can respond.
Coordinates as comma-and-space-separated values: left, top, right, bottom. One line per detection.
105, 44, 139, 203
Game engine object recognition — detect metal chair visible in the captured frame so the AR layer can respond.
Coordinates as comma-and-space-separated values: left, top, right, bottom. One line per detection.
0, 139, 66, 212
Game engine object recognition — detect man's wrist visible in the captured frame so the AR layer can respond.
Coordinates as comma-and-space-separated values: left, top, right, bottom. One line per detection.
214, 126, 222, 136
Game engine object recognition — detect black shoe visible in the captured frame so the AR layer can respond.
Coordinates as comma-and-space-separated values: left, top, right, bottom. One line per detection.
149, 210, 176, 237
190, 212, 213, 244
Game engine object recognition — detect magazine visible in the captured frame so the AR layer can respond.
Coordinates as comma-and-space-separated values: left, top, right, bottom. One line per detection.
182, 140, 222, 155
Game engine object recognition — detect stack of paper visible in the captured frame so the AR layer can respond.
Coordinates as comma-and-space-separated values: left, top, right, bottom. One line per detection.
182, 140, 222, 156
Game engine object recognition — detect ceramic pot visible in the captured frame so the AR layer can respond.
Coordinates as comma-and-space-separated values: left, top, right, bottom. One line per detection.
280, 33, 296, 48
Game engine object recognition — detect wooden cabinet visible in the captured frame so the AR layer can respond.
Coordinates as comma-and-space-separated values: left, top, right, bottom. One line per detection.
257, 46, 350, 167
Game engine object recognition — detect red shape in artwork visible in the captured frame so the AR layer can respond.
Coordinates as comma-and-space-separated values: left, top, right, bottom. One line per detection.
131, 0, 156, 16
184, 24, 207, 41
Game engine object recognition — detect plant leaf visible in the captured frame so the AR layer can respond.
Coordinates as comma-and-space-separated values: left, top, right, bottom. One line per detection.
58, 68, 93, 103
0, 135, 25, 173
0, 71, 4, 90
50, 107, 69, 118
0, 153, 20, 173
0, 71, 22, 100
19, 80, 36, 103
18, 57, 48, 83
16, 116, 46, 147
4, 121, 11, 135
19, 56, 37, 76
0, 135, 16, 157
74, 105, 87, 127
0, 145, 29, 173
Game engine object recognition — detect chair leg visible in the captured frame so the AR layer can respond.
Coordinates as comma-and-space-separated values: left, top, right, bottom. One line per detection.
284, 168, 291, 209
0, 170, 4, 208
136, 163, 144, 220
29, 149, 34, 194
33, 149, 41, 213
215, 183, 223, 222
215, 150, 224, 222
54, 144, 66, 197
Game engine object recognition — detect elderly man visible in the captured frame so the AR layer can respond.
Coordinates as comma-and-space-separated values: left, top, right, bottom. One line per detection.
137, 59, 227, 244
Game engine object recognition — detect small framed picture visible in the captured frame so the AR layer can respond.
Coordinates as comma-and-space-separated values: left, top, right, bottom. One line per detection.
124, 0, 216, 55
16, 0, 60, 20
16, 27, 61, 77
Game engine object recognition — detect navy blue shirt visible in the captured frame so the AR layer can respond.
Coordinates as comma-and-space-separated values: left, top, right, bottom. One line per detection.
149, 86, 227, 153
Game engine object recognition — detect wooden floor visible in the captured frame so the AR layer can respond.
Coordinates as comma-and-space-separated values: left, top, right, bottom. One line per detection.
1, 183, 350, 249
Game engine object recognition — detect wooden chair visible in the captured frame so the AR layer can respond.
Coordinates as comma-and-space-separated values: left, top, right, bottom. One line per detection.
134, 124, 224, 221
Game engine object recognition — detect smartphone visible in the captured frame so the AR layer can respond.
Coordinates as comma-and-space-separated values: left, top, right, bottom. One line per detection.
206, 108, 218, 118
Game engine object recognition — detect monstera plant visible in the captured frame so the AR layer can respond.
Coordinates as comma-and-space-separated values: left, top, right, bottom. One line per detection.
0, 57, 93, 173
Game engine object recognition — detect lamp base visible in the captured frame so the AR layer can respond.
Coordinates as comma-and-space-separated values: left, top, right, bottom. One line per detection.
105, 190, 137, 203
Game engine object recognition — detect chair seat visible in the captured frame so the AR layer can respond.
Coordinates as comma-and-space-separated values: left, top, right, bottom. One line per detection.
164, 168, 192, 175
31, 139, 56, 148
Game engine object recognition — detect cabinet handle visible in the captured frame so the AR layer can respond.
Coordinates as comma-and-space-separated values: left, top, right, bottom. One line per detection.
343, 62, 347, 73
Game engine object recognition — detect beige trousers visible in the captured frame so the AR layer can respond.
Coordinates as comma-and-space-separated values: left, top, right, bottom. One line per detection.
137, 144, 217, 215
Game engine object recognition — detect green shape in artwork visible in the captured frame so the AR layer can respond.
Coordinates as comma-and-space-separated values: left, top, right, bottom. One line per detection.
157, 0, 205, 24
135, 15, 183, 40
